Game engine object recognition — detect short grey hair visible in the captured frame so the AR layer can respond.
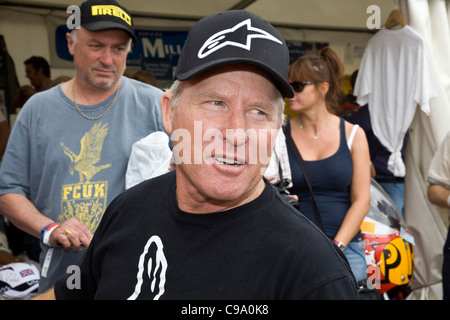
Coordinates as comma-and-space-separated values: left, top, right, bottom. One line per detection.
167, 79, 286, 127
70, 29, 78, 46
69, 29, 132, 52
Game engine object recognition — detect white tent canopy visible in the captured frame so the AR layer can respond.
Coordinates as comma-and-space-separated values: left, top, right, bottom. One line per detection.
1, 0, 396, 31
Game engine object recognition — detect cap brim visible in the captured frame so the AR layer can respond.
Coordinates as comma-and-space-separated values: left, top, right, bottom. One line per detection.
176, 58, 294, 99
82, 21, 137, 43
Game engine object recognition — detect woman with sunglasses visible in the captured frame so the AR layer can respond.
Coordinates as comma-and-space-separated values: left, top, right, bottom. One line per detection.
282, 47, 371, 282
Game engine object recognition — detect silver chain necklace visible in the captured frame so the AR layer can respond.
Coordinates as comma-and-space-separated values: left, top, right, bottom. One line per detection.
298, 118, 324, 140
72, 78, 120, 120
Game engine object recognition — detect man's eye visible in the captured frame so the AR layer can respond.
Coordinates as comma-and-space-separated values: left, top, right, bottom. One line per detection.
202, 101, 226, 113
206, 101, 225, 110
250, 109, 267, 117
247, 108, 273, 122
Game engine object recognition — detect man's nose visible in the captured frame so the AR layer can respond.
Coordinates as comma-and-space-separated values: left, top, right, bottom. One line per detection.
225, 128, 248, 147
100, 49, 114, 66
224, 114, 248, 147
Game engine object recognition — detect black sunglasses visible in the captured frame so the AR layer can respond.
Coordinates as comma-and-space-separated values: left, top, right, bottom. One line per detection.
289, 81, 315, 93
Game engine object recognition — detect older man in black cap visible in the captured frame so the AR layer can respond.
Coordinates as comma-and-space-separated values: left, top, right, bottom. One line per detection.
42, 10, 358, 300
0, 0, 165, 294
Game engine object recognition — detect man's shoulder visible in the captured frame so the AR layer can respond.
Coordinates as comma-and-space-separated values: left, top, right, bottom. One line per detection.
261, 192, 359, 299
264, 192, 336, 255
116, 171, 175, 204
25, 85, 61, 104
266, 190, 325, 239
122, 76, 163, 97
13, 86, 63, 122
99, 171, 175, 229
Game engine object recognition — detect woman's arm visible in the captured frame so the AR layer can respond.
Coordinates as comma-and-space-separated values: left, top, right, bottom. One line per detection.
428, 184, 450, 209
334, 124, 371, 246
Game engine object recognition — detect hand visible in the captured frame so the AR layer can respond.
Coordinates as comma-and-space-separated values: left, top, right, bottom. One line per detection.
49, 218, 93, 250
19, 85, 36, 98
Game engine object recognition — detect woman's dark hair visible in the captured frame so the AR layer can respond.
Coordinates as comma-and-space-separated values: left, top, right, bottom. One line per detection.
289, 47, 344, 113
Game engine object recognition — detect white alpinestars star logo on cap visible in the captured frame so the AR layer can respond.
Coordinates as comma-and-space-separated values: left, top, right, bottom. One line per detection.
197, 18, 283, 59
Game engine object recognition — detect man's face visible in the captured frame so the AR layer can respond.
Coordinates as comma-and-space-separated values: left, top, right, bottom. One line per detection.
161, 64, 282, 213
67, 27, 131, 90
25, 64, 39, 88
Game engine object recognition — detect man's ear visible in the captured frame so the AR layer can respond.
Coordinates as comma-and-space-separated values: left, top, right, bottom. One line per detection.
66, 32, 75, 56
160, 91, 174, 134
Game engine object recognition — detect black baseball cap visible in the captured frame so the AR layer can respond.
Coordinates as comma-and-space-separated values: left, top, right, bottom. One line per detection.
175, 10, 294, 98
80, 0, 137, 43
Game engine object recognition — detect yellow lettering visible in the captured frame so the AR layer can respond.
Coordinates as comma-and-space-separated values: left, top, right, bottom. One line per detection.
91, 5, 131, 26
62, 186, 72, 200
73, 185, 81, 199
94, 183, 105, 198
82, 184, 93, 198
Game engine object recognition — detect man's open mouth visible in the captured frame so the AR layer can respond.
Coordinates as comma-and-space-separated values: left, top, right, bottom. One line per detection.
215, 157, 245, 167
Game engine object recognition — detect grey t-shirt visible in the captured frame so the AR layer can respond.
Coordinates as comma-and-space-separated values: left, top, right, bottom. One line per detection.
0, 76, 165, 291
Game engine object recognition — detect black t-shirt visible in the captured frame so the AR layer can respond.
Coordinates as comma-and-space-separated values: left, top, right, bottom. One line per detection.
55, 171, 358, 300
